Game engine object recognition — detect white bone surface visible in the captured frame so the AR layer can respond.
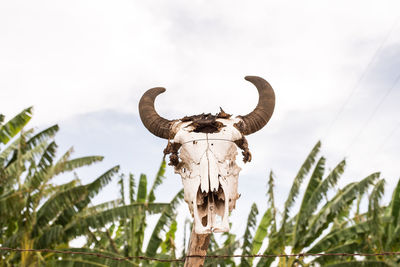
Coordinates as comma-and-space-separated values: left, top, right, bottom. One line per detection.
172, 118, 244, 234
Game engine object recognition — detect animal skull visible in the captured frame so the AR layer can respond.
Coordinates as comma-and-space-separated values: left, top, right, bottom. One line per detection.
139, 76, 275, 234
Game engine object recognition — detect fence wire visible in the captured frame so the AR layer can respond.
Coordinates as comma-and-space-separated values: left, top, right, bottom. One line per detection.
1, 247, 400, 263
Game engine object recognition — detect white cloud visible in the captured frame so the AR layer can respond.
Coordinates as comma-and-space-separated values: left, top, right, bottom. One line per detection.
1, 0, 399, 123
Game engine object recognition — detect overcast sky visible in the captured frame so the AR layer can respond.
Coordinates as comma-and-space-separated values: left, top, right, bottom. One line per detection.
1, 0, 400, 251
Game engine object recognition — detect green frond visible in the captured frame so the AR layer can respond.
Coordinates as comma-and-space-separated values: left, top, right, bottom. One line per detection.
251, 208, 273, 255
37, 141, 58, 171
368, 179, 385, 249
307, 219, 372, 253
0, 135, 24, 165
65, 203, 169, 239
0, 190, 24, 220
24, 141, 58, 189
145, 189, 184, 257
181, 218, 191, 258
387, 224, 400, 250
204, 239, 240, 267
118, 174, 126, 205
148, 159, 167, 203
240, 203, 259, 267
169, 188, 184, 210
267, 170, 277, 233
128, 173, 135, 204
25, 124, 59, 149
35, 225, 63, 248
311, 241, 361, 265
48, 248, 138, 266
160, 219, 177, 255
145, 210, 173, 257
0, 107, 32, 145
2, 128, 35, 169
304, 159, 345, 217
208, 234, 219, 252
293, 156, 325, 249
368, 179, 385, 220
50, 146, 72, 171
256, 237, 280, 267
2, 232, 24, 248
54, 166, 120, 227
136, 174, 147, 203
302, 173, 379, 248
2, 140, 48, 186
389, 177, 400, 227
283, 141, 321, 213
86, 166, 120, 200
386, 178, 400, 250
49, 259, 110, 267
279, 141, 321, 246
57, 156, 104, 175
325, 261, 392, 267
83, 199, 123, 215
36, 185, 88, 230
31, 179, 79, 204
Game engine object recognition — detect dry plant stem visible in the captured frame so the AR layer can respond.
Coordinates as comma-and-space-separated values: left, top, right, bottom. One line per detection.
184, 227, 210, 267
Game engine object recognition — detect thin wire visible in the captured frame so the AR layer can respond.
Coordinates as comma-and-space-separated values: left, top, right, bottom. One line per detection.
0, 247, 181, 263
323, 16, 399, 141
345, 72, 400, 155
370, 120, 400, 163
1, 247, 400, 262
375, 121, 400, 154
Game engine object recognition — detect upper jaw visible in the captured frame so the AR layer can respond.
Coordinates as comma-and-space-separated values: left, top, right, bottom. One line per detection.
193, 179, 230, 234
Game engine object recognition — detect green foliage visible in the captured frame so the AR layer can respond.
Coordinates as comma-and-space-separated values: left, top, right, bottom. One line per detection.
251, 208, 273, 256
0, 108, 120, 266
325, 261, 392, 267
145, 190, 184, 258
137, 174, 148, 203
3, 109, 400, 267
0, 108, 184, 267
278, 141, 321, 248
252, 141, 390, 267
148, 159, 167, 203
83, 161, 183, 267
240, 203, 259, 267
0, 107, 32, 145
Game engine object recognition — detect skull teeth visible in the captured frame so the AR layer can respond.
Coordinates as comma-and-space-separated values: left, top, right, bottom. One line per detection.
193, 183, 230, 234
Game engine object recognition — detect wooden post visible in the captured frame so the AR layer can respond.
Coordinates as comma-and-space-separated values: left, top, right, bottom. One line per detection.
184, 227, 210, 267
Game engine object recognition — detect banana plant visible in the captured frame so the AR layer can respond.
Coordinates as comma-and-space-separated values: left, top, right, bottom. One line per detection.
233, 141, 380, 267
308, 178, 400, 266
69, 159, 184, 267
0, 108, 119, 267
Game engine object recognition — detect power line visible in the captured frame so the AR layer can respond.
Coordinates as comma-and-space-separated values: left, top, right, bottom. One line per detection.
370, 120, 400, 162
323, 16, 400, 141
345, 72, 400, 155
1, 247, 400, 262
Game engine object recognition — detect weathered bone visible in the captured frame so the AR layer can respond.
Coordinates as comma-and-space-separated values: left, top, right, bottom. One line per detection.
139, 76, 275, 234
171, 118, 242, 234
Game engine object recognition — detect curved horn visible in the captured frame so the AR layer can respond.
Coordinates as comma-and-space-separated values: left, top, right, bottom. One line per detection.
138, 87, 175, 139
239, 76, 275, 135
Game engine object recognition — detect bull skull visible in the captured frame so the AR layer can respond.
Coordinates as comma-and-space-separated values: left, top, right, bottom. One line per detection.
139, 76, 275, 234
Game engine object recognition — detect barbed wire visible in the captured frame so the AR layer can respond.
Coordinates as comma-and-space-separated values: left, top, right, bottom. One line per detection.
1, 247, 400, 263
